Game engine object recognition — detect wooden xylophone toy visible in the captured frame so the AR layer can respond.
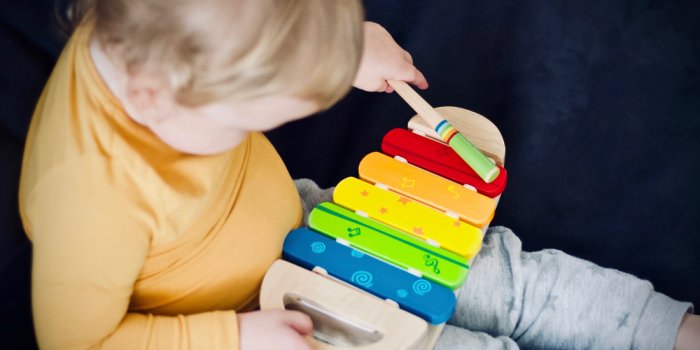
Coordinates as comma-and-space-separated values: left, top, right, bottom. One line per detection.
261, 105, 507, 349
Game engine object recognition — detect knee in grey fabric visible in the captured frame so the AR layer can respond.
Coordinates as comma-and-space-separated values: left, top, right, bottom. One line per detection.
439, 227, 692, 350
294, 178, 334, 226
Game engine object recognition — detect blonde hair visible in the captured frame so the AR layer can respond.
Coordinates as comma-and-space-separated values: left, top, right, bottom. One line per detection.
72, 0, 364, 109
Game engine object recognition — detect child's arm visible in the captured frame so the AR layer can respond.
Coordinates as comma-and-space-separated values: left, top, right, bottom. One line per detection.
440, 226, 694, 350
25, 161, 309, 350
353, 22, 429, 93
675, 313, 700, 350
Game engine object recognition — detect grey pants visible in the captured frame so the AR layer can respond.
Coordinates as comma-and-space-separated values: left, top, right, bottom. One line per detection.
436, 227, 693, 350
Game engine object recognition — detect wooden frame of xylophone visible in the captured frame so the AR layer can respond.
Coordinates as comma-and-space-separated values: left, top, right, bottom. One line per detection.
260, 106, 507, 350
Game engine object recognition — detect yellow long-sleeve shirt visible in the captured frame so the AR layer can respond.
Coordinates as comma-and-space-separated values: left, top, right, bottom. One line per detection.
19, 23, 302, 350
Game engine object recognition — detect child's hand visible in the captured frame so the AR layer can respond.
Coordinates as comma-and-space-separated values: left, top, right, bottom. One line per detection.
675, 313, 700, 350
353, 22, 429, 93
238, 310, 313, 350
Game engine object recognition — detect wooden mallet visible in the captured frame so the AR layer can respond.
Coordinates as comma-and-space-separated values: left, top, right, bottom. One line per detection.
387, 80, 500, 183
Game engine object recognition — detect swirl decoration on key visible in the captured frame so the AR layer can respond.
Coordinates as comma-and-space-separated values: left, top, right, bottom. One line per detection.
351, 271, 374, 288
423, 254, 441, 274
412, 279, 432, 296
351, 249, 365, 258
310, 242, 326, 254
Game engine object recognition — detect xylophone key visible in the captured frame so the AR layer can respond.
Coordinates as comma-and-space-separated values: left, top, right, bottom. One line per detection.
308, 202, 470, 290
358, 152, 496, 228
333, 177, 483, 259
283, 227, 457, 324
381, 128, 507, 198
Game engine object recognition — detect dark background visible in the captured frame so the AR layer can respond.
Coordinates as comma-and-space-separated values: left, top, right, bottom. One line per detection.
2, 1, 698, 348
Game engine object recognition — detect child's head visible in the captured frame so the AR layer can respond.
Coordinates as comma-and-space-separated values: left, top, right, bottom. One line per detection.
75, 0, 364, 154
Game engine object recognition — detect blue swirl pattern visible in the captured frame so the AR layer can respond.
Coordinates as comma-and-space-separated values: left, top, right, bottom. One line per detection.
351, 271, 374, 288
412, 279, 432, 296
351, 249, 365, 258
310, 242, 326, 254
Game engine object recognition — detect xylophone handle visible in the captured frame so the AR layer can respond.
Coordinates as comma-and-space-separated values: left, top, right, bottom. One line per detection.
261, 260, 429, 350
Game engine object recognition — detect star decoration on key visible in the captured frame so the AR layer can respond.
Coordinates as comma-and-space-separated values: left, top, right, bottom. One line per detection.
360, 190, 369, 197
453, 221, 461, 227
397, 197, 411, 205
413, 227, 424, 235
379, 207, 388, 214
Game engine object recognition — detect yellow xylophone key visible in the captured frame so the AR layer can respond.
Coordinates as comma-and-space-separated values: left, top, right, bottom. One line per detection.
333, 177, 483, 259
358, 152, 496, 228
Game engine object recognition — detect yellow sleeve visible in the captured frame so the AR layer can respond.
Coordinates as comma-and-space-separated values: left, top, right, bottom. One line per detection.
23, 160, 240, 350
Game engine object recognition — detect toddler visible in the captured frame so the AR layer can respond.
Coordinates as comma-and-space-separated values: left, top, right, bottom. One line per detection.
19, 0, 697, 349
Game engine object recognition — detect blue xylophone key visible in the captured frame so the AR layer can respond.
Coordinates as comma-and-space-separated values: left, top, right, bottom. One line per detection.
283, 227, 456, 324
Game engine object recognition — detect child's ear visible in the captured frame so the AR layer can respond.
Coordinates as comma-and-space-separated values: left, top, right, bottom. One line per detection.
125, 71, 174, 124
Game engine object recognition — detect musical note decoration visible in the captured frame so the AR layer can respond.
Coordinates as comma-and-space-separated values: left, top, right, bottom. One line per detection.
347, 227, 361, 237
423, 254, 440, 274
